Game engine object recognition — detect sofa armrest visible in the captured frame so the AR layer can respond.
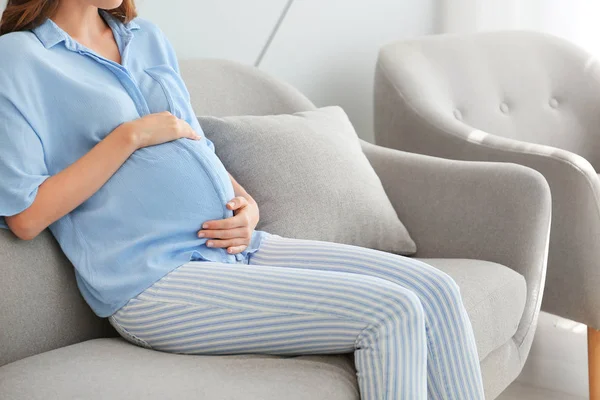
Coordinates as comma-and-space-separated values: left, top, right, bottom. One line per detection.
361, 140, 551, 344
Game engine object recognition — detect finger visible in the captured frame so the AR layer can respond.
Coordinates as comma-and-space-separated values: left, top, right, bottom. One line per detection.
227, 245, 248, 255
226, 196, 249, 211
188, 125, 202, 141
206, 238, 248, 248
187, 128, 202, 141
179, 119, 201, 141
202, 214, 247, 230
197, 227, 247, 239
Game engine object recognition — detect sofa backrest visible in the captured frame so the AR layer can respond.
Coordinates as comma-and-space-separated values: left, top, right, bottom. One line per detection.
179, 59, 315, 117
0, 230, 110, 366
0, 59, 315, 366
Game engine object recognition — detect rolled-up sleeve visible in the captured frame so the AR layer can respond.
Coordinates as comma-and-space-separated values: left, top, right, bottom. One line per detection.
0, 94, 50, 228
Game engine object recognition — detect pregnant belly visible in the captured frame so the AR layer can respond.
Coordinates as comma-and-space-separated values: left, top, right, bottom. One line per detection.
71, 139, 235, 249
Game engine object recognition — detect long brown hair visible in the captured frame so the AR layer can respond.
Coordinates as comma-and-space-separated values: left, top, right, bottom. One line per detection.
0, 0, 137, 36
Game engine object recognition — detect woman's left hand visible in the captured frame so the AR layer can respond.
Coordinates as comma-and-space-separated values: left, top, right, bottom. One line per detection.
198, 196, 260, 255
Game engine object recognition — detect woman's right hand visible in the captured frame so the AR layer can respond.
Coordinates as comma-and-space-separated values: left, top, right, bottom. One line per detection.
124, 111, 202, 150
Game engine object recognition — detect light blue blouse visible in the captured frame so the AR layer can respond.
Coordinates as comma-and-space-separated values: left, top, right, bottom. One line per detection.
0, 11, 266, 317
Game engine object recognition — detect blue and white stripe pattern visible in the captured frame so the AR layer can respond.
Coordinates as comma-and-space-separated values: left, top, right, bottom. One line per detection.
109, 234, 484, 399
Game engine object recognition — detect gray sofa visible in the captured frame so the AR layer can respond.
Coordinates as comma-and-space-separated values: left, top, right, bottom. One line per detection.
374, 31, 600, 396
0, 59, 551, 399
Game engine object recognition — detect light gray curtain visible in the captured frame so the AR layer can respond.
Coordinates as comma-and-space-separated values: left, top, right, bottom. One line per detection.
438, 0, 600, 55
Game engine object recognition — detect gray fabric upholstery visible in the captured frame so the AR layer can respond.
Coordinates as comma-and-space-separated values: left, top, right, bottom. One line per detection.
199, 106, 416, 255
0, 59, 552, 399
375, 31, 600, 329
0, 257, 526, 400
180, 59, 316, 117
0, 339, 360, 400
0, 229, 111, 367
418, 259, 526, 362
480, 338, 522, 400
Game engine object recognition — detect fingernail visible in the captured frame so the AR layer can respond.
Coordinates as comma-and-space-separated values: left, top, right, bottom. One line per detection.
198, 232, 205, 238
206, 241, 213, 247
227, 248, 233, 253
203, 223, 208, 229
227, 202, 234, 208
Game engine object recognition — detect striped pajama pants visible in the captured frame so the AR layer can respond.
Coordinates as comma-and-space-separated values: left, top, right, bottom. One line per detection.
109, 233, 485, 399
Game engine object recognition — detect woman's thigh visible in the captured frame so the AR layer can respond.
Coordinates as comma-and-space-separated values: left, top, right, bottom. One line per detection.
109, 260, 425, 356
248, 234, 464, 308
247, 234, 472, 350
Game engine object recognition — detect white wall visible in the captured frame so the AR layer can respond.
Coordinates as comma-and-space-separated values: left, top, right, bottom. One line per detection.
135, 0, 437, 142
135, 0, 291, 65
256, 0, 436, 141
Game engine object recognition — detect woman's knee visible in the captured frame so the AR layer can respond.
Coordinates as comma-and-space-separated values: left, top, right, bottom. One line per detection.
437, 270, 462, 300
414, 262, 463, 304
368, 279, 425, 326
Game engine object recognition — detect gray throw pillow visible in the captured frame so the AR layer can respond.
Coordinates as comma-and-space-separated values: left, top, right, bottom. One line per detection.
198, 106, 417, 255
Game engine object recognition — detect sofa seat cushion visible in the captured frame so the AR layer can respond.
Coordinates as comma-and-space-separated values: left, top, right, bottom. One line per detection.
0, 338, 359, 400
418, 258, 527, 361
0, 259, 525, 400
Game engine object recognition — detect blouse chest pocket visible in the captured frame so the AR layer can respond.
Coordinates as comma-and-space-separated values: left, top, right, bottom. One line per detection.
143, 64, 191, 119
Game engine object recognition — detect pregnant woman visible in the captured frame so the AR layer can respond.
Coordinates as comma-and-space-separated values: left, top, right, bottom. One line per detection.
0, 1, 484, 398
